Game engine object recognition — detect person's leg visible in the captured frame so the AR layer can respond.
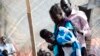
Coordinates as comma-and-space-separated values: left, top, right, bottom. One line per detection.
81, 47, 87, 56
58, 45, 64, 56
53, 45, 64, 56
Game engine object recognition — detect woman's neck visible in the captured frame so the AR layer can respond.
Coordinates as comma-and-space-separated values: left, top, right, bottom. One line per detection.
56, 19, 65, 26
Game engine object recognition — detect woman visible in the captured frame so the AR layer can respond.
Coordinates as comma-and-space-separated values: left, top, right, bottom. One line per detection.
49, 3, 81, 56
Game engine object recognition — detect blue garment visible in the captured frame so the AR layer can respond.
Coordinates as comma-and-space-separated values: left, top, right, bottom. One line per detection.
0, 50, 4, 56
56, 26, 81, 56
53, 45, 59, 56
53, 20, 81, 56
53, 25, 59, 56
53, 20, 74, 56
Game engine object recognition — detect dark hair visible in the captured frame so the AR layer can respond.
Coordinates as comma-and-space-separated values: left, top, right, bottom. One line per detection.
60, 0, 71, 8
60, 0, 72, 16
49, 4, 62, 19
0, 36, 6, 45
37, 49, 51, 56
40, 29, 53, 39
2, 50, 8, 56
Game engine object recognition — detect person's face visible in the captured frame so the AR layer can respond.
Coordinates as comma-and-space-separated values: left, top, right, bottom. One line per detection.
51, 13, 63, 24
61, 0, 72, 16
48, 31, 53, 38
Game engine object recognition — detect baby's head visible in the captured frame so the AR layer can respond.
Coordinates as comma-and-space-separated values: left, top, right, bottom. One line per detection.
40, 29, 54, 43
40, 29, 53, 39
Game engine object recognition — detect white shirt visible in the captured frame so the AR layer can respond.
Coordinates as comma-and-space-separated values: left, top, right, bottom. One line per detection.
65, 9, 87, 21
0, 43, 16, 56
65, 9, 90, 47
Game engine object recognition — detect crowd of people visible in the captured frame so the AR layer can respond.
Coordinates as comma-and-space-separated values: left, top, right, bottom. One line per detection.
38, 0, 94, 56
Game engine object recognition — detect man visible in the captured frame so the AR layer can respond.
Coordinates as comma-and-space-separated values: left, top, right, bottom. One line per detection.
60, 0, 91, 56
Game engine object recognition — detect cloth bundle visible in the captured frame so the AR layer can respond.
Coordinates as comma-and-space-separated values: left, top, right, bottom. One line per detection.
57, 26, 81, 56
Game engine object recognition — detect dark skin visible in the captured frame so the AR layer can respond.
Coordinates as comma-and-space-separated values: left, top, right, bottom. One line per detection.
40, 29, 56, 44
50, 5, 73, 45
60, 1, 89, 56
60, 0, 72, 17
60, 0, 84, 35
0, 37, 5, 44
49, 4, 64, 25
50, 13, 63, 25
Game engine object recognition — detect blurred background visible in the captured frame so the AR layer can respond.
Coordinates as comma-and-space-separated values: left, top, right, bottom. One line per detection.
0, 0, 100, 56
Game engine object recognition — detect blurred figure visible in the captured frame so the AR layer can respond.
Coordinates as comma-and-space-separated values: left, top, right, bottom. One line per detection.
40, 28, 64, 56
37, 49, 51, 56
40, 29, 55, 51
49, 3, 81, 56
49, 3, 67, 56
0, 49, 3, 56
0, 36, 16, 56
40, 29, 55, 44
40, 27, 81, 56
2, 49, 8, 56
87, 0, 100, 9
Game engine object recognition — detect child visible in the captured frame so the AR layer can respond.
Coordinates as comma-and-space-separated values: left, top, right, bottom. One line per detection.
40, 29, 55, 45
40, 27, 82, 56
40, 29, 64, 56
